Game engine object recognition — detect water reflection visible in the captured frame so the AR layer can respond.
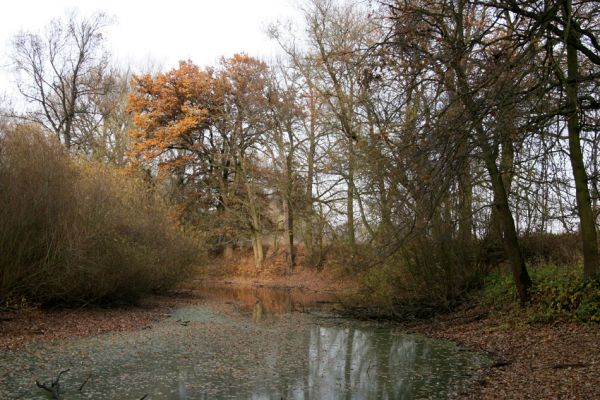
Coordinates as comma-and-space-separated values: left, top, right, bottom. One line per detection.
252, 299, 264, 323
201, 284, 342, 318
0, 286, 488, 399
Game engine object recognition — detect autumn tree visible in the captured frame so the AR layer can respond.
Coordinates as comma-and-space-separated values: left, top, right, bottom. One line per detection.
128, 55, 273, 268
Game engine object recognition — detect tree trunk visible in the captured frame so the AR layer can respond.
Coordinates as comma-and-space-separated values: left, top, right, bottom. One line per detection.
285, 123, 296, 271
485, 152, 532, 304
452, 54, 532, 302
63, 118, 73, 149
252, 233, 264, 269
304, 86, 317, 266
458, 161, 473, 244
285, 195, 295, 271
244, 167, 264, 269
564, 0, 599, 279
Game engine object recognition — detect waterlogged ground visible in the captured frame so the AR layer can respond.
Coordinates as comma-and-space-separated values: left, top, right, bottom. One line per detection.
1, 286, 490, 399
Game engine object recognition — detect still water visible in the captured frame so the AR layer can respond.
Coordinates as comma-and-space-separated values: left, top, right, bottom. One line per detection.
0, 285, 490, 399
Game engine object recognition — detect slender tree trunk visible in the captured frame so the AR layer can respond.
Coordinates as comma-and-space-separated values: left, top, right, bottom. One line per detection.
458, 159, 473, 244
243, 164, 264, 268
63, 118, 73, 149
304, 87, 317, 266
564, 0, 599, 279
487, 123, 516, 251
252, 232, 264, 268
356, 182, 375, 239
285, 126, 296, 270
285, 195, 295, 270
347, 137, 356, 256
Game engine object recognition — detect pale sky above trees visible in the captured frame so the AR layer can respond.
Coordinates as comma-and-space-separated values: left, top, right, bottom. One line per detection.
0, 0, 298, 96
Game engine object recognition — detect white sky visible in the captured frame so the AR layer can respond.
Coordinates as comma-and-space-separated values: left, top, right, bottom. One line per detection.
0, 0, 301, 99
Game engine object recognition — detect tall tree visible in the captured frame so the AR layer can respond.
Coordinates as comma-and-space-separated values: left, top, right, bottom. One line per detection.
387, 0, 533, 302
487, 0, 600, 279
128, 55, 272, 268
11, 11, 112, 151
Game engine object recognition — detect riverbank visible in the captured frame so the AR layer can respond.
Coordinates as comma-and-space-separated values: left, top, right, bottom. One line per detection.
405, 306, 600, 399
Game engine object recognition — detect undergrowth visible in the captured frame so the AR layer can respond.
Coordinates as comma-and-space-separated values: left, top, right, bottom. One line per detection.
481, 264, 600, 323
0, 126, 203, 306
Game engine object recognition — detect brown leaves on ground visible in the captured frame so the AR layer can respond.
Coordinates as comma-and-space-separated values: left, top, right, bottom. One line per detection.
0, 292, 201, 351
408, 309, 600, 400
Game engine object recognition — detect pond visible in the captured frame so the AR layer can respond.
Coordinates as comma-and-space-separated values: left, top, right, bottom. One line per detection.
0, 285, 490, 399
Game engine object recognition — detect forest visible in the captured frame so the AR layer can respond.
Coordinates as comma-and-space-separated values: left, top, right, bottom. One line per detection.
1, 0, 599, 399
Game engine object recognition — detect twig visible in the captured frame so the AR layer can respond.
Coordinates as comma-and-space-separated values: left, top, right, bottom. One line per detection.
78, 373, 91, 391
140, 394, 149, 399
552, 362, 589, 369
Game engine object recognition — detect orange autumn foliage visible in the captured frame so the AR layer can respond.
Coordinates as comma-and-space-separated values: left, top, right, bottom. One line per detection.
128, 60, 214, 166
127, 55, 272, 239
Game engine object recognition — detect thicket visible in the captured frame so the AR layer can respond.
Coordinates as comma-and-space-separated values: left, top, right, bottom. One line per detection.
0, 127, 201, 306
351, 232, 587, 319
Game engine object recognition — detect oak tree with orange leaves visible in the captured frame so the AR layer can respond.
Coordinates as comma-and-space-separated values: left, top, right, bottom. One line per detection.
128, 55, 273, 267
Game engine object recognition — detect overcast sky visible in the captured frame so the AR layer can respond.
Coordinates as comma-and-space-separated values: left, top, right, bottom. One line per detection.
0, 0, 301, 98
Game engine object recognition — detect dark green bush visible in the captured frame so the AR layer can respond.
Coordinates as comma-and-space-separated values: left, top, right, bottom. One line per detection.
531, 273, 600, 323
0, 126, 202, 306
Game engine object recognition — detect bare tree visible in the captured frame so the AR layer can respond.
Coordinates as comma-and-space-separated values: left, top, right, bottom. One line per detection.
11, 11, 112, 151
480, 0, 600, 280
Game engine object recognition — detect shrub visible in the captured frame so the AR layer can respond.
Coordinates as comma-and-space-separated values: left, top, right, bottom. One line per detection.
354, 233, 486, 317
479, 264, 600, 323
0, 126, 201, 305
530, 267, 600, 323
